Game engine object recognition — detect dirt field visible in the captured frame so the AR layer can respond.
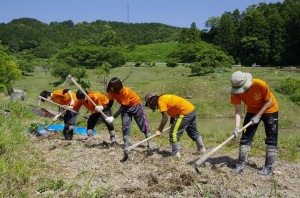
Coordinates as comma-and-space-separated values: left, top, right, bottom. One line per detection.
30, 132, 300, 198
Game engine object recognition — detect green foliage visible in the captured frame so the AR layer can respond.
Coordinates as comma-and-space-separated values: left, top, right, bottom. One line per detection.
71, 67, 88, 82
50, 63, 73, 82
0, 102, 38, 196
126, 41, 178, 62
166, 58, 178, 67
0, 43, 22, 91
187, 48, 234, 75
134, 61, 142, 67
37, 178, 65, 193
189, 62, 214, 76
178, 22, 201, 45
78, 78, 91, 90
57, 45, 125, 68
275, 77, 300, 104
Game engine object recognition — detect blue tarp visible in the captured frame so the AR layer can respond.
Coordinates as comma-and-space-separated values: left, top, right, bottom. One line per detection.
37, 124, 96, 136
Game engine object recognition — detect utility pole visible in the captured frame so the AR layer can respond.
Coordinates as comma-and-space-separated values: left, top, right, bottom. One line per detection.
127, 0, 130, 23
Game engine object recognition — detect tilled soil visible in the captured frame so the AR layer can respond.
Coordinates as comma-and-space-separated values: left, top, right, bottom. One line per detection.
30, 132, 300, 198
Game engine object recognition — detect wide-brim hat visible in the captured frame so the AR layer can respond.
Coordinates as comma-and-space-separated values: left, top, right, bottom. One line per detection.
230, 71, 253, 94
145, 92, 157, 107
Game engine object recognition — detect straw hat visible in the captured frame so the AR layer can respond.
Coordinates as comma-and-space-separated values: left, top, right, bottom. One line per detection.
230, 71, 253, 94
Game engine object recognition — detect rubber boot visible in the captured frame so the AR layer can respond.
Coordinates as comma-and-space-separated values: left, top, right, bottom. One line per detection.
65, 129, 73, 141
82, 129, 93, 142
231, 145, 250, 173
63, 128, 67, 139
195, 136, 206, 153
110, 130, 117, 146
258, 145, 278, 176
171, 142, 181, 159
145, 133, 155, 151
123, 136, 132, 150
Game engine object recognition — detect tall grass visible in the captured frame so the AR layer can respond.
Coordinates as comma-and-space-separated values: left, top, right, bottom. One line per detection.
0, 101, 40, 197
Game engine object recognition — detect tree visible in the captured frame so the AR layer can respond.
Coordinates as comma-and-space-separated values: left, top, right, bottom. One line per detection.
50, 63, 73, 82
0, 43, 22, 92
178, 22, 201, 45
96, 61, 112, 85
214, 12, 238, 54
189, 48, 234, 75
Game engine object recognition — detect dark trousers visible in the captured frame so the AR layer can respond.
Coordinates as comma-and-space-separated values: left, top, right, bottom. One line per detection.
169, 109, 200, 144
241, 112, 278, 147
64, 110, 78, 126
121, 103, 150, 140
87, 109, 114, 131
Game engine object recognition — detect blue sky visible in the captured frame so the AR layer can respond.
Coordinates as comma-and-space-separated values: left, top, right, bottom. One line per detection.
1, 0, 284, 29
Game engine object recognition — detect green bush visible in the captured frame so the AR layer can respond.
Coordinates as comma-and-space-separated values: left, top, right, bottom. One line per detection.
290, 92, 300, 104
166, 59, 178, 67
135, 61, 142, 67
275, 78, 300, 95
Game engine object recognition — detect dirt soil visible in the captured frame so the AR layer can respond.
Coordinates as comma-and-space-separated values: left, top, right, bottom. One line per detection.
29, 132, 300, 198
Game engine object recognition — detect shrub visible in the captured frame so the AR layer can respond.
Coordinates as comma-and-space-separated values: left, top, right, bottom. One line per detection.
275, 78, 300, 105
166, 59, 178, 67
135, 61, 142, 67
275, 78, 300, 95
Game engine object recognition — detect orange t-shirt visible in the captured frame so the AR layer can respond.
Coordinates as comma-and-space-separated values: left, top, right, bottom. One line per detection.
231, 78, 278, 113
73, 91, 109, 111
51, 89, 77, 105
107, 86, 140, 106
158, 94, 195, 118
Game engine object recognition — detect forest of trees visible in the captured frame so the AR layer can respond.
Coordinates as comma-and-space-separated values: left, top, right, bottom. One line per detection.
0, 0, 299, 90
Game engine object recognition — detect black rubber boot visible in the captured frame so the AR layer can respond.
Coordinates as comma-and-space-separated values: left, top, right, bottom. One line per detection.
65, 129, 73, 141
63, 128, 67, 139
258, 145, 278, 176
232, 145, 250, 173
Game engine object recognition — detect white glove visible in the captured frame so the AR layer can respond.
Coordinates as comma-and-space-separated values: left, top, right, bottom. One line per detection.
53, 114, 60, 122
251, 116, 260, 125
95, 106, 104, 112
232, 127, 240, 137
69, 100, 75, 106
105, 116, 114, 123
155, 130, 161, 136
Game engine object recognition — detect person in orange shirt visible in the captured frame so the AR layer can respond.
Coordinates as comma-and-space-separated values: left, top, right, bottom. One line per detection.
105, 77, 154, 151
144, 93, 206, 159
73, 90, 116, 144
230, 71, 279, 175
40, 89, 78, 140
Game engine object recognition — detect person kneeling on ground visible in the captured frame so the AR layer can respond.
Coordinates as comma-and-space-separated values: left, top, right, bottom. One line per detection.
144, 93, 206, 159
73, 90, 117, 144
40, 89, 78, 140
230, 71, 279, 175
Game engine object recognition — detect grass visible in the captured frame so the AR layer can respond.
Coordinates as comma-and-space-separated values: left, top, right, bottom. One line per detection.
0, 63, 299, 196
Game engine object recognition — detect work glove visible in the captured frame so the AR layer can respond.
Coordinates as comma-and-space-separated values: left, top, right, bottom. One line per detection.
155, 130, 161, 136
105, 116, 114, 123
233, 127, 240, 137
53, 114, 60, 122
95, 106, 104, 112
69, 100, 75, 106
251, 116, 260, 125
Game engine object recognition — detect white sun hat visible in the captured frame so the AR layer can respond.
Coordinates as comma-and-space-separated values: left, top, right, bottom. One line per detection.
230, 71, 253, 94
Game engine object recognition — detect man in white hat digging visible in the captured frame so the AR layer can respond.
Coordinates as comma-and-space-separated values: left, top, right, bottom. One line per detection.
230, 71, 279, 175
